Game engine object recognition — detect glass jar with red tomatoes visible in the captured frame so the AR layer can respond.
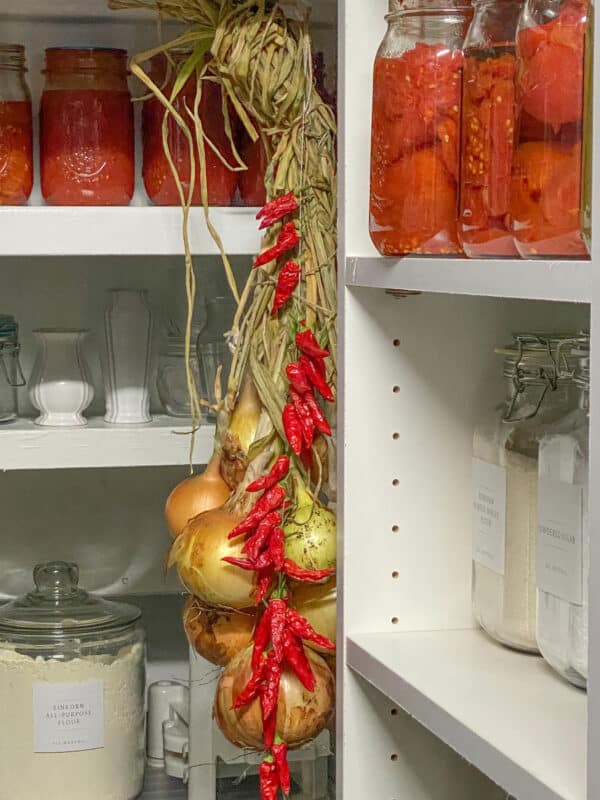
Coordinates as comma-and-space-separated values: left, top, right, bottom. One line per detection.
142, 51, 237, 207
511, 0, 590, 256
40, 48, 134, 206
369, 0, 472, 256
459, 0, 524, 257
238, 130, 268, 207
0, 45, 33, 206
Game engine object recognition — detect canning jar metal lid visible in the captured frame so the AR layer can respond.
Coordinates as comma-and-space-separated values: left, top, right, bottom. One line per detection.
0, 315, 18, 339
0, 561, 141, 637
496, 332, 585, 379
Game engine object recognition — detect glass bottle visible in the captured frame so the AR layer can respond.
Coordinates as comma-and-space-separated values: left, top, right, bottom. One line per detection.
369, 0, 472, 256
157, 330, 203, 418
472, 334, 582, 651
511, 0, 590, 257
459, 0, 524, 256
40, 48, 134, 206
0, 314, 25, 422
537, 339, 589, 687
0, 561, 146, 800
142, 50, 237, 207
197, 296, 235, 420
0, 44, 33, 205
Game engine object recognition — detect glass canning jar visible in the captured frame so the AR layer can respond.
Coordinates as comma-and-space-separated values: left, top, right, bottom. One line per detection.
511, 0, 590, 257
369, 0, 472, 255
0, 561, 146, 800
537, 339, 589, 687
157, 332, 202, 418
40, 48, 134, 206
459, 0, 524, 256
0, 314, 25, 422
0, 44, 33, 205
472, 334, 582, 651
142, 50, 237, 207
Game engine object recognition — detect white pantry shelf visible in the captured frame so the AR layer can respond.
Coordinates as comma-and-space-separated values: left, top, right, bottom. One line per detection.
346, 629, 587, 800
346, 256, 591, 303
0, 416, 215, 470
0, 206, 261, 257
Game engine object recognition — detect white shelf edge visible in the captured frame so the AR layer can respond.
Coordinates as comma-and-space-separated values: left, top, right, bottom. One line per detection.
346, 629, 587, 800
346, 256, 592, 304
0, 416, 216, 470
0, 206, 261, 257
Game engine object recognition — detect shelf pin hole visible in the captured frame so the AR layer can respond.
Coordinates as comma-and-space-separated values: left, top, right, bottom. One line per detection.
390, 753, 399, 761
392, 571, 399, 579
391, 617, 399, 625
392, 479, 399, 487
392, 432, 399, 440
393, 385, 400, 393
392, 525, 399, 533
393, 339, 401, 347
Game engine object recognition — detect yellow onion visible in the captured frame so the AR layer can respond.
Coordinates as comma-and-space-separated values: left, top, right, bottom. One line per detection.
284, 488, 337, 573
183, 596, 255, 666
169, 508, 256, 609
290, 577, 336, 653
214, 644, 335, 750
220, 378, 263, 490
165, 453, 231, 538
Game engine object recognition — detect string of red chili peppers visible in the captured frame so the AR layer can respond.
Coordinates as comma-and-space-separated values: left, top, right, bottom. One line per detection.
223, 194, 336, 800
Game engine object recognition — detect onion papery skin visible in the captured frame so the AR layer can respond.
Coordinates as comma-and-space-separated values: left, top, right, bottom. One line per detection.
169, 508, 257, 609
284, 502, 337, 573
165, 454, 231, 538
214, 645, 335, 750
183, 596, 255, 667
290, 577, 336, 653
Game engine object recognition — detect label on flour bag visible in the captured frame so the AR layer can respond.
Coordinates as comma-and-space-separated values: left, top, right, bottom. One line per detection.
537, 479, 584, 605
33, 680, 104, 753
472, 459, 507, 574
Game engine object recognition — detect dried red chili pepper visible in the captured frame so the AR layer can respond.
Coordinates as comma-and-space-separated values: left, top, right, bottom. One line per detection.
252, 605, 273, 670
263, 708, 277, 748
296, 329, 329, 360
260, 650, 282, 720
222, 555, 257, 572
259, 758, 280, 800
290, 389, 315, 449
286, 607, 336, 651
246, 457, 290, 493
253, 221, 299, 269
256, 566, 275, 604
299, 355, 335, 402
272, 260, 301, 315
243, 512, 281, 561
268, 598, 288, 662
284, 558, 335, 583
282, 402, 303, 455
286, 360, 312, 395
269, 527, 286, 573
302, 391, 332, 436
283, 629, 315, 691
228, 486, 286, 539
272, 743, 291, 796
233, 657, 267, 708
257, 191, 299, 230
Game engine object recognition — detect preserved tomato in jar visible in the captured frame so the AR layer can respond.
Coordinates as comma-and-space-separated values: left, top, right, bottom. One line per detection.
40, 48, 134, 206
369, 0, 472, 256
459, 0, 524, 256
142, 52, 237, 206
511, 0, 590, 256
238, 132, 268, 207
0, 45, 33, 206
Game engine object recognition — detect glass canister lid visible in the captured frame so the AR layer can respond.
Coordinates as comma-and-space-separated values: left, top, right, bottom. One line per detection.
495, 332, 586, 379
0, 561, 141, 637
0, 315, 18, 340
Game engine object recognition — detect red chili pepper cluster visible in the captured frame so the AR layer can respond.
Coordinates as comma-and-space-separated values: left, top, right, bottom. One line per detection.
223, 452, 335, 799
283, 329, 334, 461
254, 220, 299, 269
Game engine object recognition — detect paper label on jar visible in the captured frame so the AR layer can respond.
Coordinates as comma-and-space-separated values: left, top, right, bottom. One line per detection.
537, 479, 583, 605
33, 680, 104, 753
472, 459, 506, 575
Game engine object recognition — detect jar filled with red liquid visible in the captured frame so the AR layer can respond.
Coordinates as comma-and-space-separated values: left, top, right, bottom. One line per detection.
238, 131, 268, 207
40, 48, 134, 206
369, 0, 472, 256
459, 0, 524, 256
511, 0, 590, 256
142, 51, 237, 206
0, 44, 33, 205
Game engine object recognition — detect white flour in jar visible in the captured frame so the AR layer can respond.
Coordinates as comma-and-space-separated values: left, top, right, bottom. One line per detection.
0, 642, 145, 800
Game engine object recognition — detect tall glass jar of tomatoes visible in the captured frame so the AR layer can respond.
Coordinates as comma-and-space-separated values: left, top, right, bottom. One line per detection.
142, 51, 237, 206
369, 0, 472, 256
40, 48, 134, 206
511, 0, 590, 256
459, 0, 524, 256
0, 45, 33, 206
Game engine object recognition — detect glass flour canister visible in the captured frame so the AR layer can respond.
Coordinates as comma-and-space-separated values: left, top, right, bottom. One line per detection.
0, 314, 25, 422
537, 338, 590, 687
472, 334, 582, 651
157, 332, 202, 418
0, 561, 146, 800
